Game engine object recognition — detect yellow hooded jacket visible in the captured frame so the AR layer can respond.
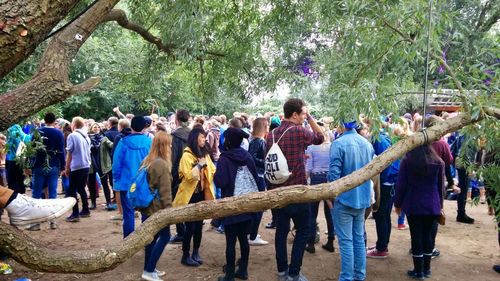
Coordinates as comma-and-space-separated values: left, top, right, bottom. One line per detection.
173, 147, 216, 207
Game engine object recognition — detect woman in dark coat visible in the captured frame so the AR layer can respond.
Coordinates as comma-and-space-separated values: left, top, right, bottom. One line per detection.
215, 127, 263, 281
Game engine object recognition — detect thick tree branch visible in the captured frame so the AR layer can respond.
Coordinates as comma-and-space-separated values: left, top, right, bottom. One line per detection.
0, 0, 82, 79
105, 9, 225, 61
475, 1, 500, 33
104, 9, 176, 56
70, 76, 102, 94
0, 111, 482, 273
475, 0, 493, 31
0, 0, 121, 130
484, 106, 500, 120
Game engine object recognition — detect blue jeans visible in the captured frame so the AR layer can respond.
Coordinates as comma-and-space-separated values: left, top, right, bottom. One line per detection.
373, 184, 394, 251
120, 191, 135, 238
275, 203, 310, 277
142, 214, 170, 272
32, 166, 60, 199
333, 202, 366, 281
61, 175, 69, 193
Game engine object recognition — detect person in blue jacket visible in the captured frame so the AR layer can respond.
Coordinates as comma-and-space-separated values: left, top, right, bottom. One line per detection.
215, 127, 264, 281
112, 116, 152, 238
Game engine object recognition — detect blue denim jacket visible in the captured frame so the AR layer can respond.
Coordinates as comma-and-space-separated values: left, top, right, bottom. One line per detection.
328, 130, 374, 209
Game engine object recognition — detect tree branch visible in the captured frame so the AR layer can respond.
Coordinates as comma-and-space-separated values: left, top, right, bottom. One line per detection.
0, 111, 481, 273
70, 76, 102, 94
0, 0, 121, 130
105, 9, 226, 60
104, 9, 176, 56
484, 106, 500, 120
0, 0, 81, 79
381, 19, 414, 43
475, 0, 493, 31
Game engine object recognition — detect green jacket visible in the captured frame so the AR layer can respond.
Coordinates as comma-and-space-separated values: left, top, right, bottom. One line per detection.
90, 137, 113, 174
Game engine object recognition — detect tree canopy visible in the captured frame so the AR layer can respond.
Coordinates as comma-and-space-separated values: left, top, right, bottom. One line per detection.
0, 0, 497, 120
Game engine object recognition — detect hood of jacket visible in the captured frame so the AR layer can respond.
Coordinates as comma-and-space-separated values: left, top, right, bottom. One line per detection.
172, 126, 190, 142
220, 147, 252, 165
121, 133, 151, 150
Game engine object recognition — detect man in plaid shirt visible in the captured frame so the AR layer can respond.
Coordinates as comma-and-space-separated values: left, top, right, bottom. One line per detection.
266, 98, 324, 281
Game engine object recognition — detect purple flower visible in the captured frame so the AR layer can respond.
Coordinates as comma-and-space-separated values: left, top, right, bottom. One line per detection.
438, 65, 445, 74
483, 77, 492, 86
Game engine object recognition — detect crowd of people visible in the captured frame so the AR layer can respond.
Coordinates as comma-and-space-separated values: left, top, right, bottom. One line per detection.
0, 98, 498, 281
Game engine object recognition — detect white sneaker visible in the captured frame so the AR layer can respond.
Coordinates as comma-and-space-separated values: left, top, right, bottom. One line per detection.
142, 271, 163, 281
249, 236, 269, 246
6, 195, 76, 226
154, 269, 165, 277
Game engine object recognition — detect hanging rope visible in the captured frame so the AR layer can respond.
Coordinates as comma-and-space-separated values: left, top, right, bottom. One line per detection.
422, 0, 433, 128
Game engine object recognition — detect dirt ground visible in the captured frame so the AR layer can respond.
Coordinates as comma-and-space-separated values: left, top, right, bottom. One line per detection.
1, 192, 499, 281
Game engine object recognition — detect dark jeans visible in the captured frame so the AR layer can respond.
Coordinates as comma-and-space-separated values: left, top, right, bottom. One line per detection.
142, 214, 170, 272
183, 191, 204, 254
224, 219, 251, 275
249, 212, 263, 240
309, 173, 334, 242
407, 215, 437, 256
121, 190, 135, 238
5, 160, 25, 194
457, 168, 469, 217
66, 168, 89, 217
373, 184, 395, 251
88, 172, 112, 205
275, 203, 310, 277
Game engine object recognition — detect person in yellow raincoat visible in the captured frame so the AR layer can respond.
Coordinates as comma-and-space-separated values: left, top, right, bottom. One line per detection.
173, 126, 215, 267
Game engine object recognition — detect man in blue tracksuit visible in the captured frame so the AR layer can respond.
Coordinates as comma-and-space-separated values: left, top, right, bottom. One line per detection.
112, 116, 152, 238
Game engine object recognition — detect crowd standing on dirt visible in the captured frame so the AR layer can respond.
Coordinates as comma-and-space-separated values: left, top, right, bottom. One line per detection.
0, 98, 498, 281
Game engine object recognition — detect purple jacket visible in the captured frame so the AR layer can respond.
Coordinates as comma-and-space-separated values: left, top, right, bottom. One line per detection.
394, 153, 444, 216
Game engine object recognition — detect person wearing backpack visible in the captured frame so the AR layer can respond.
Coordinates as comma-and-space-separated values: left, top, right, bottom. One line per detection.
112, 116, 153, 238
265, 98, 324, 281
215, 127, 264, 281
173, 127, 216, 267
137, 131, 173, 281
169, 109, 191, 244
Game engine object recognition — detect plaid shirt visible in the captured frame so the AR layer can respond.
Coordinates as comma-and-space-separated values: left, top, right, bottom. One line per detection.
266, 120, 324, 189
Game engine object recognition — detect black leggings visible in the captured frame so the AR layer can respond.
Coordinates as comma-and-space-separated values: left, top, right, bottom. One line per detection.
408, 215, 438, 256
66, 168, 89, 217
224, 220, 251, 274
88, 172, 112, 205
182, 192, 204, 254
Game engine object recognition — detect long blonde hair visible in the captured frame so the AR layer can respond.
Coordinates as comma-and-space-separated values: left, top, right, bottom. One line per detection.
141, 131, 172, 169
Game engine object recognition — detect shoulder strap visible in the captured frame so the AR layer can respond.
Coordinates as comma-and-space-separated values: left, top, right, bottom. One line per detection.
75, 131, 90, 145
272, 126, 294, 145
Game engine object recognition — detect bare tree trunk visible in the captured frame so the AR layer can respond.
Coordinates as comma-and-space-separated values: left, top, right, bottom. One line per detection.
0, 0, 120, 130
0, 111, 487, 273
0, 0, 82, 79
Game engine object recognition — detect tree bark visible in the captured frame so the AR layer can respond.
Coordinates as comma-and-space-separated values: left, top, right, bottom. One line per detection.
0, 111, 485, 273
0, 0, 82, 79
0, 0, 120, 130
